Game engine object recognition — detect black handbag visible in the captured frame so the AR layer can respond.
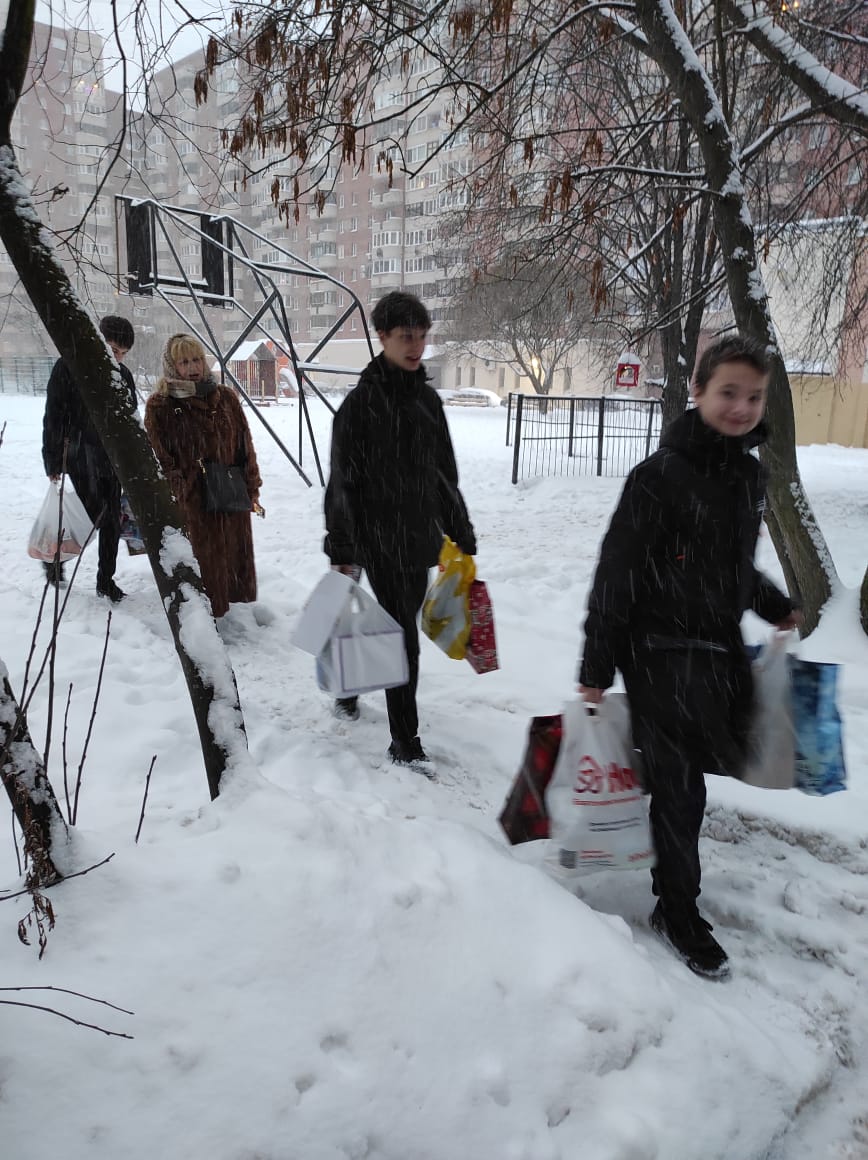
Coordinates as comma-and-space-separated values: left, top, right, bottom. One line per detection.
199, 459, 251, 514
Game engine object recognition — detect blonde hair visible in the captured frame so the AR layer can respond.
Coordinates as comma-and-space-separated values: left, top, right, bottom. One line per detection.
155, 333, 210, 395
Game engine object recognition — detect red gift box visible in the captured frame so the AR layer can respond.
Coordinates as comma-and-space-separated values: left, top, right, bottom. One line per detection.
466, 579, 499, 674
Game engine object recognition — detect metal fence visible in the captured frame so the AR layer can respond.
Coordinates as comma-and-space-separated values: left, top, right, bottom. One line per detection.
0, 357, 55, 395
506, 393, 662, 483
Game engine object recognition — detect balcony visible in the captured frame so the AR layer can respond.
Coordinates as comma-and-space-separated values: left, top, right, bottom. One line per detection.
309, 311, 339, 330
375, 185, 405, 206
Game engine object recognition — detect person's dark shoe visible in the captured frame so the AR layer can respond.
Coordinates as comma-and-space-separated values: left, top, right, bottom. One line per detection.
333, 697, 360, 721
649, 901, 730, 980
43, 560, 66, 587
388, 736, 436, 779
96, 579, 125, 604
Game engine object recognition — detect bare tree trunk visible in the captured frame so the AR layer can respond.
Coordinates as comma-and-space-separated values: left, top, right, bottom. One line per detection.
0, 667, 67, 887
0, 1, 247, 799
659, 327, 689, 431
634, 0, 838, 634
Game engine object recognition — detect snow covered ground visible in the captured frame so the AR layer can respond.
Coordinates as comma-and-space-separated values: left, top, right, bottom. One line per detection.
1, 392, 867, 1160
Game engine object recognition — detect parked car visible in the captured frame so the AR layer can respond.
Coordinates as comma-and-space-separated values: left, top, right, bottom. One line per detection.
438, 387, 502, 408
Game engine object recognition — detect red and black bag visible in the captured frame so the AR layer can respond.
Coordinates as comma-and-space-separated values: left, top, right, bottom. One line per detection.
466, 579, 499, 674
498, 714, 562, 845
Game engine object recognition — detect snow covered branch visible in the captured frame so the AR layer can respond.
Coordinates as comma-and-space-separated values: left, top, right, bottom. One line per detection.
724, 0, 868, 139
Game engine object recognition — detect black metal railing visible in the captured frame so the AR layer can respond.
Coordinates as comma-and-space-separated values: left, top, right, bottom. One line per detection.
0, 357, 56, 395
506, 393, 662, 483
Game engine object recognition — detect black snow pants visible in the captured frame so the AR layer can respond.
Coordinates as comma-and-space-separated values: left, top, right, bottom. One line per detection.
623, 641, 753, 921
363, 559, 431, 745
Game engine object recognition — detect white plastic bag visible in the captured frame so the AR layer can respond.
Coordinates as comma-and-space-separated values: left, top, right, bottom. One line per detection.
742, 635, 796, 790
316, 585, 408, 697
545, 694, 654, 876
27, 480, 93, 562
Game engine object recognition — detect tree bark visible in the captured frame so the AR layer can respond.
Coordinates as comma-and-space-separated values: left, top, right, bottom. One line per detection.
0, 666, 67, 887
0, 1, 247, 799
634, 0, 838, 634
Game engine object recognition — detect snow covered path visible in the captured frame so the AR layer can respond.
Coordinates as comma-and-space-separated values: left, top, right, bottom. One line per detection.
1, 394, 867, 1159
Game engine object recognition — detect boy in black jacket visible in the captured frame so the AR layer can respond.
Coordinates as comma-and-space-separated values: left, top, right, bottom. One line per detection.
324, 292, 477, 772
578, 335, 801, 979
42, 316, 137, 601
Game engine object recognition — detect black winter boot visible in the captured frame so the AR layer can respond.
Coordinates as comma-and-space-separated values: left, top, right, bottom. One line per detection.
388, 737, 435, 779
43, 560, 66, 587
333, 697, 360, 721
96, 578, 125, 603
649, 901, 730, 980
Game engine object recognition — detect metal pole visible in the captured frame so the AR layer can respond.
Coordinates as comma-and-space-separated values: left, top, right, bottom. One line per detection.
644, 400, 656, 458
506, 392, 513, 446
568, 397, 575, 458
596, 396, 606, 476
511, 394, 524, 485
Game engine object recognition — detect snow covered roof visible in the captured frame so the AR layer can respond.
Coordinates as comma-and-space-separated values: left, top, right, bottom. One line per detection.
228, 341, 275, 362
785, 358, 833, 376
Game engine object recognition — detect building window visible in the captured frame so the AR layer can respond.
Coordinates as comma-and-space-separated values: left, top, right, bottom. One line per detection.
455, 366, 462, 387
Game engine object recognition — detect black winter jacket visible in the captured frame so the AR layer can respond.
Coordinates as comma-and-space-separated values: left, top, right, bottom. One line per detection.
42, 358, 138, 478
579, 408, 794, 691
324, 354, 477, 570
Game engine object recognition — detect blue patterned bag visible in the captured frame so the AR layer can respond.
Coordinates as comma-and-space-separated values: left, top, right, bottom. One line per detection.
120, 494, 147, 556
789, 658, 846, 795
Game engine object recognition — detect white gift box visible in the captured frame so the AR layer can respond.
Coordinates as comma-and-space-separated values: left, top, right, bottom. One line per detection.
291, 570, 356, 656
315, 587, 408, 697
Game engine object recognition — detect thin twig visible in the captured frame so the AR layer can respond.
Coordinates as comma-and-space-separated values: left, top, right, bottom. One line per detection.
62, 681, 73, 821
43, 465, 68, 767
0, 1000, 133, 1039
0, 985, 134, 1014
0, 853, 115, 902
71, 610, 112, 825
135, 755, 157, 844
10, 809, 22, 876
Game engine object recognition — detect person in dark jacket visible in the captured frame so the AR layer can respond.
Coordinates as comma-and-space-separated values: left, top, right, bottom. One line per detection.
578, 334, 801, 980
41, 316, 138, 601
324, 292, 477, 772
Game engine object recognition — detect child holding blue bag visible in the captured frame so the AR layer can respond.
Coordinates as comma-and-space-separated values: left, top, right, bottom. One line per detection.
578, 335, 802, 980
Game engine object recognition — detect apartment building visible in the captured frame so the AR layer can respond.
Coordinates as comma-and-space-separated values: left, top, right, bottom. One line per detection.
1, 21, 122, 360
6, 22, 862, 429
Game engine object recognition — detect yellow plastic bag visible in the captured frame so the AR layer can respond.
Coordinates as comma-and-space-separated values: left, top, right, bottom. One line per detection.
421, 536, 476, 660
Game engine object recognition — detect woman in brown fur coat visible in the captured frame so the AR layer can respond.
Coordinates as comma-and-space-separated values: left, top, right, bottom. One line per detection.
145, 334, 262, 618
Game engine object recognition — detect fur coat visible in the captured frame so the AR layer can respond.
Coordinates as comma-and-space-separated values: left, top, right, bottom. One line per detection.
145, 385, 262, 618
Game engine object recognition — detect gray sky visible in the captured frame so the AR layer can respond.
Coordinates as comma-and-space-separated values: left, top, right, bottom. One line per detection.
31, 0, 226, 87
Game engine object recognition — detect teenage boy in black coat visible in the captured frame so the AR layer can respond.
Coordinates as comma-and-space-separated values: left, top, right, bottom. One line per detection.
324, 292, 477, 772
42, 316, 137, 602
578, 335, 801, 980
